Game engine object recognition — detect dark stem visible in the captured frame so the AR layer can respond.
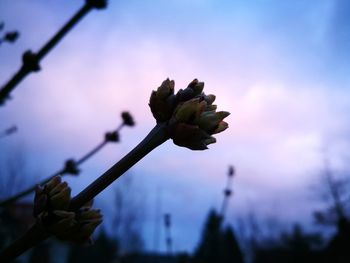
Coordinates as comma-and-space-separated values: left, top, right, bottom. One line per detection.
220, 195, 229, 220
76, 140, 108, 165
0, 123, 169, 261
0, 4, 94, 105
0, 223, 50, 263
36, 5, 91, 61
0, 169, 65, 207
220, 173, 233, 220
0, 124, 124, 206
70, 123, 168, 209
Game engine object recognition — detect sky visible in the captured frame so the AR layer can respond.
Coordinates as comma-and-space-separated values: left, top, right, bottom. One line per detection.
1, 0, 350, 254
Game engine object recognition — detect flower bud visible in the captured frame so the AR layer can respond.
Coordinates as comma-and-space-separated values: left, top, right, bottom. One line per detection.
224, 189, 232, 197
34, 176, 71, 212
121, 111, 135, 127
164, 80, 229, 150
64, 159, 80, 175
149, 79, 177, 122
66, 204, 103, 244
4, 31, 19, 43
176, 79, 204, 102
33, 177, 102, 243
48, 210, 77, 240
228, 165, 235, 177
105, 131, 119, 142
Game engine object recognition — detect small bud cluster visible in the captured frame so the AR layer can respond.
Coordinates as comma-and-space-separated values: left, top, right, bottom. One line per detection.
149, 79, 230, 150
121, 111, 135, 127
34, 177, 102, 244
105, 131, 119, 142
64, 159, 80, 175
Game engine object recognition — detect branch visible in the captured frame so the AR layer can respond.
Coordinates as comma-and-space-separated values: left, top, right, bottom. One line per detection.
0, 0, 107, 105
0, 123, 169, 262
0, 117, 128, 206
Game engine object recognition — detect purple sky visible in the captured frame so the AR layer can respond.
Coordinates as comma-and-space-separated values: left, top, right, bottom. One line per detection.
1, 0, 350, 253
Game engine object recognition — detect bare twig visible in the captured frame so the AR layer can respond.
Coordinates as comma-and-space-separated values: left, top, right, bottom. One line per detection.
0, 118, 129, 206
0, 0, 107, 105
0, 123, 169, 262
220, 165, 235, 220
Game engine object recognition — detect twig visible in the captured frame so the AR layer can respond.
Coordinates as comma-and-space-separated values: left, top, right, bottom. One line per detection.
0, 122, 124, 206
0, 0, 107, 105
0, 123, 169, 262
219, 165, 235, 220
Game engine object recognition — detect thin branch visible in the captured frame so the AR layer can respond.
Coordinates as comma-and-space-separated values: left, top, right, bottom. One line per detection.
219, 165, 235, 220
0, 0, 107, 105
0, 123, 169, 262
0, 122, 125, 206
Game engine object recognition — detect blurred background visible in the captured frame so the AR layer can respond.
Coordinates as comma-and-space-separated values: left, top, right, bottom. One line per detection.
1, 0, 350, 262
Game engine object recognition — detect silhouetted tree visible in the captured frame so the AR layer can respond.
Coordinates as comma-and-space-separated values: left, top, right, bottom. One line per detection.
253, 224, 324, 263
112, 173, 144, 254
312, 159, 350, 262
193, 209, 243, 263
221, 226, 244, 263
68, 229, 118, 263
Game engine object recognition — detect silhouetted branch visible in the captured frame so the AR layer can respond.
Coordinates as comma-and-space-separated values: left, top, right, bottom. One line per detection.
220, 165, 235, 220
0, 31, 19, 46
0, 122, 169, 262
0, 0, 107, 105
0, 111, 133, 206
164, 213, 173, 255
0, 78, 230, 261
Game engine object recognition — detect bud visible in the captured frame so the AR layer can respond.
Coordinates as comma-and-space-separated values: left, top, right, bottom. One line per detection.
70, 207, 103, 244
176, 79, 204, 102
64, 159, 80, 175
228, 166, 235, 177
47, 211, 77, 240
34, 176, 71, 213
165, 80, 229, 150
22, 50, 40, 72
149, 78, 177, 122
170, 122, 215, 150
86, 0, 107, 9
105, 131, 119, 142
33, 177, 102, 243
224, 189, 232, 197
121, 111, 135, 127
4, 31, 19, 43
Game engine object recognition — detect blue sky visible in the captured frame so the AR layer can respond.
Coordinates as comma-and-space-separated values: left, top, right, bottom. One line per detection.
1, 0, 350, 253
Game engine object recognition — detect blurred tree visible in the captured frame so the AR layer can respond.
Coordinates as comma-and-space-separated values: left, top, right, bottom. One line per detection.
0, 147, 37, 250
221, 226, 244, 263
312, 158, 350, 261
0, 147, 28, 199
112, 173, 144, 254
68, 229, 118, 263
194, 210, 221, 262
313, 159, 350, 225
193, 209, 243, 263
253, 224, 324, 263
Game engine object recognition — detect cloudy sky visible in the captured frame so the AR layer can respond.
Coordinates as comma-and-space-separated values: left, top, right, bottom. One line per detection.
1, 0, 350, 253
